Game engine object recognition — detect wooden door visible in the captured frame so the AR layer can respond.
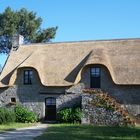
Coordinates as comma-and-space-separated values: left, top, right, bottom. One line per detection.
45, 97, 56, 121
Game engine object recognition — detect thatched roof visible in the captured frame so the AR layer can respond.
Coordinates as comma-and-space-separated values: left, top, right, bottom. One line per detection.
0, 38, 140, 87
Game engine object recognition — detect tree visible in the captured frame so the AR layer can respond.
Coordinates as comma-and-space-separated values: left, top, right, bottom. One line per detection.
0, 7, 58, 53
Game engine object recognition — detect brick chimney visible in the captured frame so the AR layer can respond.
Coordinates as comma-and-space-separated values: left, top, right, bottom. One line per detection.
12, 34, 24, 51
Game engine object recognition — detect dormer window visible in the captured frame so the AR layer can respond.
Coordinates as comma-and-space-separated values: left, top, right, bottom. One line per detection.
90, 67, 101, 88
24, 70, 33, 85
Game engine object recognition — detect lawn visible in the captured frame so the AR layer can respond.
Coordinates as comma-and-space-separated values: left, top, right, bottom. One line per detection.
34, 124, 140, 140
0, 123, 35, 133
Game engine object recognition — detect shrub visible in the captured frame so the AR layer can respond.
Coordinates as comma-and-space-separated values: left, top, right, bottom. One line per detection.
0, 107, 16, 124
72, 107, 82, 123
57, 108, 72, 123
57, 107, 82, 123
15, 105, 38, 123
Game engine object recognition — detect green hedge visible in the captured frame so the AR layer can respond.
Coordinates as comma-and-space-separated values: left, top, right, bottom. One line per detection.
57, 107, 82, 123
0, 107, 16, 124
15, 105, 38, 123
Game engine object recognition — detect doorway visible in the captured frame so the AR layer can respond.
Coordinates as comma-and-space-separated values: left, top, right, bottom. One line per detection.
45, 97, 56, 121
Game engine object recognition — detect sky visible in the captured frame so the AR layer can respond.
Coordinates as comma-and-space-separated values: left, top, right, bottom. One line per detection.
0, 0, 140, 67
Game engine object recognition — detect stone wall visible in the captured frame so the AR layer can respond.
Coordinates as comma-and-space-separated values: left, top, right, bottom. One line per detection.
0, 77, 82, 120
0, 65, 140, 122
0, 85, 45, 119
57, 93, 81, 111
0, 85, 81, 119
81, 65, 140, 116
0, 86, 18, 106
82, 93, 124, 126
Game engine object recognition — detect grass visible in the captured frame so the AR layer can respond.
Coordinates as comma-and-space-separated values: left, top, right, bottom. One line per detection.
34, 124, 140, 140
0, 122, 35, 133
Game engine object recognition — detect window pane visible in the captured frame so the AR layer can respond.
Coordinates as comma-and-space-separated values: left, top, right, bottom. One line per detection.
52, 99, 56, 105
46, 99, 52, 105
46, 98, 56, 105
29, 78, 32, 84
25, 71, 29, 75
96, 68, 100, 73
29, 71, 33, 75
91, 68, 96, 73
91, 67, 100, 77
24, 70, 33, 84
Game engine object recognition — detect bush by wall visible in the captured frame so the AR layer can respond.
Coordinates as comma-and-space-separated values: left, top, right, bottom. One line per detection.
15, 105, 38, 123
0, 107, 16, 124
57, 107, 82, 123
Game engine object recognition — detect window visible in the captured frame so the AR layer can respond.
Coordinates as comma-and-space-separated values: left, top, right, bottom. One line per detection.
24, 70, 33, 85
90, 67, 101, 88
11, 98, 16, 103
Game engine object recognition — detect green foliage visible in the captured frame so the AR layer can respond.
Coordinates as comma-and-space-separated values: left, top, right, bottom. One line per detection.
0, 107, 16, 124
15, 105, 38, 123
57, 108, 72, 123
73, 107, 83, 122
57, 107, 82, 123
0, 105, 38, 124
0, 7, 57, 53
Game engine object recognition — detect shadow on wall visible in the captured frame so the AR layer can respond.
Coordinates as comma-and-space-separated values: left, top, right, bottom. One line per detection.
56, 94, 82, 111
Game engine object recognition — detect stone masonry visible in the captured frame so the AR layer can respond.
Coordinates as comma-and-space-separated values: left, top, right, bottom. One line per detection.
82, 93, 124, 126
0, 66, 140, 124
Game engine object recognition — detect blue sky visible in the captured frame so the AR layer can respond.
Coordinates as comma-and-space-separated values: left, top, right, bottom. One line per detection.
0, 0, 140, 66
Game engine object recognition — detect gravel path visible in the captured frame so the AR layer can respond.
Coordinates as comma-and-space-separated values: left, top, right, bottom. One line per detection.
0, 123, 47, 140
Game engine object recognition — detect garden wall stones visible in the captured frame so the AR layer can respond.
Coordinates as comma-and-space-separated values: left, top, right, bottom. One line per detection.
82, 93, 124, 126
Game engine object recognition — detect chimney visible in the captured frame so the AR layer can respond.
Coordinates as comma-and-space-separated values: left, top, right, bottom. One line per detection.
12, 34, 24, 51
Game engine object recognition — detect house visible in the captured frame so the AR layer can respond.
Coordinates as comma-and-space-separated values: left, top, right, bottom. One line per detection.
0, 36, 140, 123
